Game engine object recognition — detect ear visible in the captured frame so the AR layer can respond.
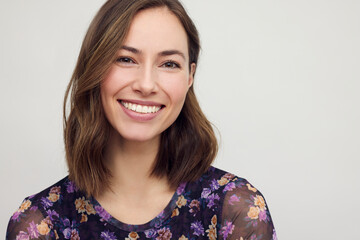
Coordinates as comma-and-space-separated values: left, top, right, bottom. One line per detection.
188, 63, 196, 88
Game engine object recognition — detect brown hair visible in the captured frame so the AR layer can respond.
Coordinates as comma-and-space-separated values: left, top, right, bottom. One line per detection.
64, 0, 218, 197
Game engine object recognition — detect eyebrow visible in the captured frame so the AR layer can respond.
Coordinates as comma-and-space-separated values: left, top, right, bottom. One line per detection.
159, 50, 186, 60
120, 45, 186, 60
120, 45, 140, 54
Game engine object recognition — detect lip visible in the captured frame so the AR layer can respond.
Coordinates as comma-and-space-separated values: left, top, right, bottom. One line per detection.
118, 99, 164, 122
119, 99, 163, 107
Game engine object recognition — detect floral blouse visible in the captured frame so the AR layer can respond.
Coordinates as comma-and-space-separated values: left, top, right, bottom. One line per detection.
7, 167, 277, 240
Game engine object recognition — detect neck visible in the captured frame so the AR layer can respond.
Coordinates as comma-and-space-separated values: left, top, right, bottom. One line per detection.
102, 131, 170, 196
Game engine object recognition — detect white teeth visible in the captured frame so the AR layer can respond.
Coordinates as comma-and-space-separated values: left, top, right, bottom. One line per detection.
121, 101, 161, 114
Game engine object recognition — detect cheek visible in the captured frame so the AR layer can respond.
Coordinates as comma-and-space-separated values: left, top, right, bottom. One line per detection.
101, 69, 116, 99
100, 70, 123, 118
161, 75, 190, 104
101, 68, 130, 99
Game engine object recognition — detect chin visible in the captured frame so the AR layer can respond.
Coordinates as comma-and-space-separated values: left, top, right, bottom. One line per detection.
118, 131, 161, 144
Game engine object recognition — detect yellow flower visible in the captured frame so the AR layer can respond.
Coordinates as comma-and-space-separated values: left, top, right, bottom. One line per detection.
247, 183, 257, 192
254, 195, 266, 210
85, 202, 96, 215
37, 220, 50, 235
171, 208, 179, 218
211, 215, 217, 226
54, 230, 59, 239
206, 225, 217, 240
48, 193, 60, 202
176, 195, 187, 208
19, 200, 31, 212
75, 197, 86, 213
125, 232, 139, 240
179, 235, 188, 240
80, 213, 88, 223
247, 206, 260, 220
217, 177, 229, 186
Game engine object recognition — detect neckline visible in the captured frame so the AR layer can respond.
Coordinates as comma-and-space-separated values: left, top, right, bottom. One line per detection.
89, 181, 187, 232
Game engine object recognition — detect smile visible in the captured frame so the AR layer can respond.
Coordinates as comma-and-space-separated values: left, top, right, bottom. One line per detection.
120, 100, 162, 114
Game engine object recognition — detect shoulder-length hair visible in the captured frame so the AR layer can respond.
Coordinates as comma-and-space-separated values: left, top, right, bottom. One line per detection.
64, 0, 218, 197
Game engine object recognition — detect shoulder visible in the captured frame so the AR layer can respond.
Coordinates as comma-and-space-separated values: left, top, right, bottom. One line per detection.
201, 168, 277, 240
6, 176, 85, 239
15, 176, 78, 215
185, 166, 256, 210
183, 167, 277, 239
194, 166, 253, 196
201, 167, 271, 217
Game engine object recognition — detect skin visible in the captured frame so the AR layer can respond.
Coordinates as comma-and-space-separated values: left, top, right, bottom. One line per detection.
97, 7, 196, 224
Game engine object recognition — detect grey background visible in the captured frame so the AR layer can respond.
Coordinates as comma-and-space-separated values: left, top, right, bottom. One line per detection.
1, 0, 359, 239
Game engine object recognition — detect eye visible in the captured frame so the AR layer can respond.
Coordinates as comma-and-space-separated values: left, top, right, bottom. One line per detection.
161, 61, 181, 69
116, 57, 135, 64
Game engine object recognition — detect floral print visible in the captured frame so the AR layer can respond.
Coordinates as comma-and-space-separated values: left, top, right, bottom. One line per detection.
206, 215, 217, 240
7, 167, 276, 239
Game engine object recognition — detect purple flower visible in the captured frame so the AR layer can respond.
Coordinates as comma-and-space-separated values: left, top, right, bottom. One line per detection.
27, 221, 39, 239
210, 179, 220, 191
46, 210, 59, 221
61, 218, 70, 227
228, 194, 241, 205
259, 210, 267, 222
220, 220, 235, 239
95, 205, 111, 221
144, 228, 157, 238
30, 206, 38, 211
201, 188, 211, 199
66, 181, 77, 193
190, 221, 204, 236
15, 231, 29, 240
100, 230, 117, 240
11, 211, 21, 222
63, 228, 71, 239
207, 193, 220, 208
40, 197, 53, 209
224, 182, 236, 192
176, 182, 186, 195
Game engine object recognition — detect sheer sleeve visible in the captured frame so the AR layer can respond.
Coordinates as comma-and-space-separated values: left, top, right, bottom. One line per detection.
219, 180, 277, 240
6, 197, 55, 240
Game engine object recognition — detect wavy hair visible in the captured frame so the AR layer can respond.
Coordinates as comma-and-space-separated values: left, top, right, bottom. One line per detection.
64, 0, 218, 197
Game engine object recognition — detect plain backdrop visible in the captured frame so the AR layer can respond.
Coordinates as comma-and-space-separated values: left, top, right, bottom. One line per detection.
1, 0, 359, 239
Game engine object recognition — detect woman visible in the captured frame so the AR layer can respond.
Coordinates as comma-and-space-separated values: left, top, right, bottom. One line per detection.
7, 0, 277, 239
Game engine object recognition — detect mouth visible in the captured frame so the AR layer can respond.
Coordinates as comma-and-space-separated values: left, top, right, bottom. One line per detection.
118, 100, 164, 114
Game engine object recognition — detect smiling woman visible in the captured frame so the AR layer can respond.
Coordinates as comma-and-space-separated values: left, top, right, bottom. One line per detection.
6, 0, 276, 239
101, 7, 195, 143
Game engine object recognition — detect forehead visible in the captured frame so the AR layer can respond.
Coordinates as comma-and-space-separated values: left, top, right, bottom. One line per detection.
122, 7, 189, 58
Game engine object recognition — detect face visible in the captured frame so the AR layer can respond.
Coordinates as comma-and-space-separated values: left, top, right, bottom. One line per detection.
101, 7, 195, 144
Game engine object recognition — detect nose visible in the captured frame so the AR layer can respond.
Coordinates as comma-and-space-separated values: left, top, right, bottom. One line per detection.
132, 64, 158, 96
